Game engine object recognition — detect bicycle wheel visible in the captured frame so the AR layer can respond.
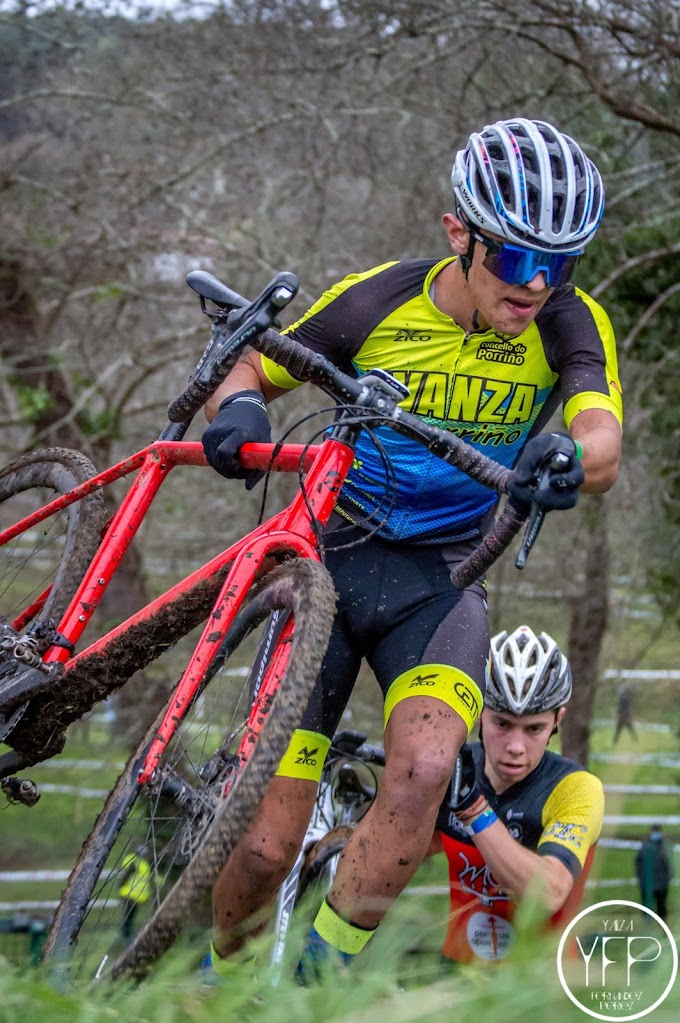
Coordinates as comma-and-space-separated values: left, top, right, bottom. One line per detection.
0, 449, 105, 756
43, 557, 336, 981
0, 448, 104, 627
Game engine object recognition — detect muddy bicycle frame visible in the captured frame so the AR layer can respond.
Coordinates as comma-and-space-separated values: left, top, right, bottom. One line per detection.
1, 435, 351, 784
2, 266, 554, 791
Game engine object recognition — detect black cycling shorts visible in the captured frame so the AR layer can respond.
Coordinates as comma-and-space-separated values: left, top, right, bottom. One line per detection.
295, 515, 489, 739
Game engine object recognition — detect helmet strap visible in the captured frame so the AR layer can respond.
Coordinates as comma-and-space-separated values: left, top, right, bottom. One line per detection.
460, 233, 475, 279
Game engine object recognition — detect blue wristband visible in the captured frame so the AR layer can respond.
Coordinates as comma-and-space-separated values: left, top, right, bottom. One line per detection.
465, 808, 498, 837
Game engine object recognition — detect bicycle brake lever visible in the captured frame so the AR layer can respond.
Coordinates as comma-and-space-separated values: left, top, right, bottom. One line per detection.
515, 503, 545, 569
515, 452, 571, 569
189, 271, 300, 391
225, 271, 299, 331
186, 270, 298, 331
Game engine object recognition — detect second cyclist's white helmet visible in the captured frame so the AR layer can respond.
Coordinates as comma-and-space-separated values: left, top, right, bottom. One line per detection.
451, 118, 604, 252
486, 625, 573, 715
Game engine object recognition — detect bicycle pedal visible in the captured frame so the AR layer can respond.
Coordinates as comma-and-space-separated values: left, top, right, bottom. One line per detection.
1, 775, 40, 807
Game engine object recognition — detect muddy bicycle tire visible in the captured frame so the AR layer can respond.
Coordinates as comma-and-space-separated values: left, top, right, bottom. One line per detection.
42, 558, 336, 981
0, 448, 105, 766
0, 447, 104, 626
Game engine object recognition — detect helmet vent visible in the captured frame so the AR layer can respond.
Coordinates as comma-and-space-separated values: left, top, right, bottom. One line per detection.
486, 625, 573, 715
450, 117, 604, 252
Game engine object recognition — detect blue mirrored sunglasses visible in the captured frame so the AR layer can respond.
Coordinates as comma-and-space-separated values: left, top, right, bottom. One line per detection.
467, 224, 582, 289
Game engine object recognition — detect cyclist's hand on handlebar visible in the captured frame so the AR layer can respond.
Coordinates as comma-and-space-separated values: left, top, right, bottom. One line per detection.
508, 432, 584, 513
202, 390, 271, 490
451, 744, 482, 814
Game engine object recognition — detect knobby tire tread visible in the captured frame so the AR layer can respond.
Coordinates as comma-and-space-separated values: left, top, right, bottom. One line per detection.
43, 558, 336, 978
111, 558, 336, 978
41, 702, 167, 961
0, 448, 105, 771
0, 447, 222, 769
9, 564, 232, 768
0, 447, 105, 624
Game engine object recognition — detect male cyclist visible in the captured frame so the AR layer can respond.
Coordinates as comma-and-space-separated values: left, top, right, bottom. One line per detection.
431, 626, 604, 964
201, 117, 622, 973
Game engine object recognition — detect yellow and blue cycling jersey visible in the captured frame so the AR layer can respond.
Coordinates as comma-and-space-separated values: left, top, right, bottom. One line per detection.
261, 257, 622, 544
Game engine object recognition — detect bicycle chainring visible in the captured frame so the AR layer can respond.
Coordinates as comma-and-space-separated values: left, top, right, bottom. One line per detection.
0, 699, 29, 743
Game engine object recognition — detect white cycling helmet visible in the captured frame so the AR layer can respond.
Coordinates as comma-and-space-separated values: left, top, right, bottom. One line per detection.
451, 117, 604, 252
486, 625, 573, 715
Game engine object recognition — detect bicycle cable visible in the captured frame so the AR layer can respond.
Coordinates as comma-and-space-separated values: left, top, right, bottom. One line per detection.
253, 402, 404, 556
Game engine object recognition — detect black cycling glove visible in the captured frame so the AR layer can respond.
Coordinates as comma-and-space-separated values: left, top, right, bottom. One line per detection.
508, 431, 584, 513
451, 743, 482, 814
202, 390, 271, 490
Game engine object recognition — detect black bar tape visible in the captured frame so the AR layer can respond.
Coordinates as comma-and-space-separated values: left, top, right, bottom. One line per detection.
450, 503, 526, 589
167, 350, 242, 423
253, 328, 322, 383
444, 447, 510, 493
167, 380, 216, 423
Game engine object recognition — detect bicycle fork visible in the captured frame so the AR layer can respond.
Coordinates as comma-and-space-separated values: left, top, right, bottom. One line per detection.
270, 848, 306, 978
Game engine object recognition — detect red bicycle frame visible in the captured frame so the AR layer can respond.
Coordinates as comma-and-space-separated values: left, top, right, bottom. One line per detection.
0, 437, 354, 785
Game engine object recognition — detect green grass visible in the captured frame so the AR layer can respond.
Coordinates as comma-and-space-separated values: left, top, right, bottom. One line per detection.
1, 684, 679, 1017
0, 902, 678, 1023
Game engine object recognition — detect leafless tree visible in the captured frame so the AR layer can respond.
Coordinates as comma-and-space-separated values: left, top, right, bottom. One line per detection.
0, 0, 678, 749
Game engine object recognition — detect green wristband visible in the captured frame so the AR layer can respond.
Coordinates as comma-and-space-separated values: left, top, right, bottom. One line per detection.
574, 440, 583, 460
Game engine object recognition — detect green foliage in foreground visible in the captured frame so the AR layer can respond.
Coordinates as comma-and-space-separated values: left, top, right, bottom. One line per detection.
1, 898, 679, 1023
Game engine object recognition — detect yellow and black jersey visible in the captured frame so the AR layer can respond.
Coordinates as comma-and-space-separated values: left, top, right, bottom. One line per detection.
261, 257, 622, 544
435, 744, 605, 963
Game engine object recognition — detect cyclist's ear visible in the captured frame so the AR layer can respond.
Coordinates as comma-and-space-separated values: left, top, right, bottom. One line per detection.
442, 212, 469, 254
550, 706, 567, 737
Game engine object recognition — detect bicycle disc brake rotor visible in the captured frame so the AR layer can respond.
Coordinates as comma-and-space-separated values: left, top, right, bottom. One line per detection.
152, 749, 241, 863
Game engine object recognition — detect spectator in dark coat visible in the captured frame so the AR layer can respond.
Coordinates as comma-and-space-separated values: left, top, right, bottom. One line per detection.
635, 825, 673, 920
613, 684, 636, 743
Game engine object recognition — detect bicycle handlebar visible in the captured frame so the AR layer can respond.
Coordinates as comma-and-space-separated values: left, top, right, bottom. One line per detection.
167, 270, 299, 423
329, 730, 385, 767
354, 741, 385, 767
172, 270, 558, 584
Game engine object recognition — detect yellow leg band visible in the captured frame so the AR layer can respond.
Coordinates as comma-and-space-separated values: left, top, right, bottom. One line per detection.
275, 729, 331, 782
313, 900, 376, 956
383, 664, 483, 735
210, 942, 240, 977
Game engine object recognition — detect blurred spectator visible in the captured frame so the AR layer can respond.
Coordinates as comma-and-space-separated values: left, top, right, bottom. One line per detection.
613, 684, 636, 744
118, 846, 152, 942
635, 825, 672, 920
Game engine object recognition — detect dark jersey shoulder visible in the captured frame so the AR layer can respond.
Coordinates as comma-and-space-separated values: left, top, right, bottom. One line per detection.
284, 258, 440, 375
536, 285, 611, 380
